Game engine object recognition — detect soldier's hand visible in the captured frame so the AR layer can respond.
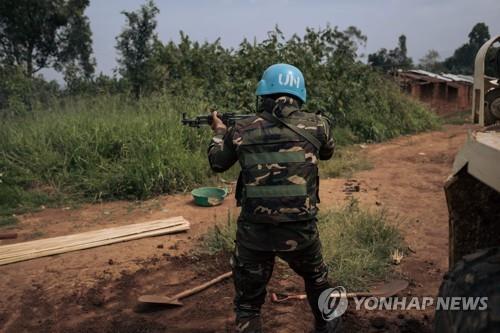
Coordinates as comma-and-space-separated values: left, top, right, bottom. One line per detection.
211, 111, 227, 133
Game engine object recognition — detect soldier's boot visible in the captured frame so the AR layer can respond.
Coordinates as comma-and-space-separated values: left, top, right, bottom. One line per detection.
313, 317, 342, 333
235, 313, 263, 333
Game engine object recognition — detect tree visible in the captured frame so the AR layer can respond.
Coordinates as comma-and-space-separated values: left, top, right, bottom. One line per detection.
368, 34, 413, 71
419, 49, 445, 72
444, 23, 491, 74
0, 0, 95, 78
116, 0, 159, 99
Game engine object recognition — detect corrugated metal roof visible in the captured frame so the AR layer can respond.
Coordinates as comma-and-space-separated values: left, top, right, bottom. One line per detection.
405, 70, 474, 84
441, 73, 474, 84
408, 69, 452, 82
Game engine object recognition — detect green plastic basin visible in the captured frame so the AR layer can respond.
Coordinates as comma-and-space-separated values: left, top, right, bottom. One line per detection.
191, 187, 228, 207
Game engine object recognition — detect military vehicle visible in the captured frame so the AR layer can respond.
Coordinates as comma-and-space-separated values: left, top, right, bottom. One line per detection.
434, 36, 500, 332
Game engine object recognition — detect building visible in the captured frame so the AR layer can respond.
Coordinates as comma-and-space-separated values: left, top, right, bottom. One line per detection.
396, 69, 473, 115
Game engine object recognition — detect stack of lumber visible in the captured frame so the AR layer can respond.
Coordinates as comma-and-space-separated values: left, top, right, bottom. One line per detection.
0, 216, 189, 266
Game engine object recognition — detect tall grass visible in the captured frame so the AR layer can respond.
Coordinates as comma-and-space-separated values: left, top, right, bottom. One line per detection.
0, 94, 215, 215
0, 89, 439, 217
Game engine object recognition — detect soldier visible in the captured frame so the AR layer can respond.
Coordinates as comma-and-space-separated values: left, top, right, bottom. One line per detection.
208, 64, 338, 333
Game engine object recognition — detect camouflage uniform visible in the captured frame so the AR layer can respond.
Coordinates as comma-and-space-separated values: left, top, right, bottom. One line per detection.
208, 97, 335, 331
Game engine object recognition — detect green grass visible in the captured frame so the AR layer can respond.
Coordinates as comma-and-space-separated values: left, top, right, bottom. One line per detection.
201, 200, 404, 290
0, 89, 438, 218
0, 94, 214, 216
318, 200, 404, 289
320, 146, 373, 178
201, 210, 238, 254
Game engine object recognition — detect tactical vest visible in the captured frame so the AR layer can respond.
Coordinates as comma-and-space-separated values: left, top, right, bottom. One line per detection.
235, 109, 322, 223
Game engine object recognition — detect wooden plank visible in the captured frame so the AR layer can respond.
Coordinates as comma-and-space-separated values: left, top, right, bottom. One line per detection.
0, 222, 188, 260
0, 217, 189, 263
0, 217, 187, 257
0, 217, 185, 253
0, 217, 186, 256
0, 223, 189, 266
1, 221, 186, 257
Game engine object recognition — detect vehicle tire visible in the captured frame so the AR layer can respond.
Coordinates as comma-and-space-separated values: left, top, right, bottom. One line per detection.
484, 88, 500, 124
434, 247, 500, 333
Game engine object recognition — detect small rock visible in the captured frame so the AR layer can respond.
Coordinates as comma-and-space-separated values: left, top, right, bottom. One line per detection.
370, 316, 386, 329
108, 259, 114, 265
103, 211, 111, 215
169, 243, 178, 250
375, 201, 382, 206
157, 244, 164, 249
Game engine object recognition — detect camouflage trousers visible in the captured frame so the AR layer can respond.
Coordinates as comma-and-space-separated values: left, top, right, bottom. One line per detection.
231, 227, 331, 327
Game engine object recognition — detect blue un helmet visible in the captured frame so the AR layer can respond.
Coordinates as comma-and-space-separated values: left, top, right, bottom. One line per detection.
255, 64, 307, 103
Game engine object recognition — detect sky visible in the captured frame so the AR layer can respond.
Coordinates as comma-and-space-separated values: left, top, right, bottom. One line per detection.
43, 0, 500, 81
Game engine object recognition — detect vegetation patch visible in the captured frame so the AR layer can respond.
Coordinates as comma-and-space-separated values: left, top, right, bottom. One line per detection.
201, 200, 404, 290
0, 11, 440, 215
318, 200, 405, 289
0, 215, 18, 228
320, 146, 373, 178
442, 110, 471, 125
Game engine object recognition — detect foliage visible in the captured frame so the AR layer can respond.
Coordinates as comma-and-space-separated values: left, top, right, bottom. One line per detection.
148, 26, 437, 142
0, 5, 439, 212
0, 87, 437, 215
116, 0, 159, 99
368, 35, 413, 71
0, 0, 95, 78
0, 65, 60, 116
444, 23, 491, 74
418, 49, 446, 73
201, 200, 405, 289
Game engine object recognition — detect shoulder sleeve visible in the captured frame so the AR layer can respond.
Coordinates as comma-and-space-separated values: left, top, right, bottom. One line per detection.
317, 115, 335, 161
207, 126, 238, 172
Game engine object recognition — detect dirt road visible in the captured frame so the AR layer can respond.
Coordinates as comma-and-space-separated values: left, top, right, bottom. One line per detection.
0, 125, 473, 333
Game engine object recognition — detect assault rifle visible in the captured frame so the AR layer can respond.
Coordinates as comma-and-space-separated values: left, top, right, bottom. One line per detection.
181, 112, 255, 128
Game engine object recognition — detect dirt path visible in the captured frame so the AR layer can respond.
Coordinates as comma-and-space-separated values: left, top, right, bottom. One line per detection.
0, 125, 473, 333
